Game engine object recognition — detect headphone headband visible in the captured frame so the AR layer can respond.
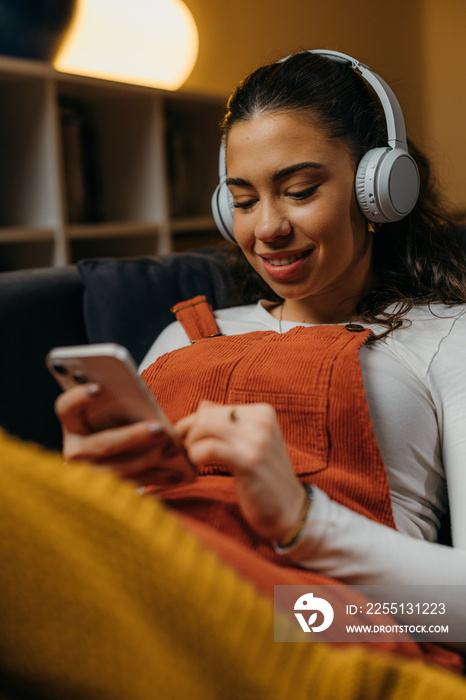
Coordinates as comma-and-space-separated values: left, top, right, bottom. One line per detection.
307, 50, 407, 147
212, 49, 419, 243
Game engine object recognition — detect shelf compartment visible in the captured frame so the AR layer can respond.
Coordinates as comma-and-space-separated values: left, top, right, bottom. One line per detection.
57, 81, 168, 225
0, 239, 55, 271
66, 221, 161, 240
70, 233, 161, 263
0, 77, 62, 228
172, 229, 226, 252
170, 215, 217, 232
165, 97, 224, 219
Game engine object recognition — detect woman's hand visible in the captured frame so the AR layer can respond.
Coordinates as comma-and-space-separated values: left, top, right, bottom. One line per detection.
55, 383, 178, 484
175, 401, 307, 542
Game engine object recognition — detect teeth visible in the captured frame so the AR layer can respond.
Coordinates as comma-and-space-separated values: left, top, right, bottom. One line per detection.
267, 251, 308, 266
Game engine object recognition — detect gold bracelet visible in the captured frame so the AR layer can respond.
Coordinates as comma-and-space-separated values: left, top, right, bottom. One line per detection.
276, 483, 314, 548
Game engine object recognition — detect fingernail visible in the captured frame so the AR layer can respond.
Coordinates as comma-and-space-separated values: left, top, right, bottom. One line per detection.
149, 422, 164, 435
87, 383, 100, 396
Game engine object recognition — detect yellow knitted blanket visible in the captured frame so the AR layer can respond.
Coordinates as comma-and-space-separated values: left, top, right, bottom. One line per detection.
0, 429, 464, 700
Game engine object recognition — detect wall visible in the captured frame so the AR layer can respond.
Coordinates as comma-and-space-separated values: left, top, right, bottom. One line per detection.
181, 0, 465, 214
420, 0, 466, 215
182, 0, 425, 134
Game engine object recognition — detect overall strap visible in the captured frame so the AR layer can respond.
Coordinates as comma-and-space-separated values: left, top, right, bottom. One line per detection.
171, 295, 222, 343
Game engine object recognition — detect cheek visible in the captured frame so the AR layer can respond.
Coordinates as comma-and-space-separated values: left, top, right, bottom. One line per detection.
233, 230, 249, 256
233, 216, 256, 255
320, 187, 362, 231
309, 196, 366, 259
301, 199, 347, 242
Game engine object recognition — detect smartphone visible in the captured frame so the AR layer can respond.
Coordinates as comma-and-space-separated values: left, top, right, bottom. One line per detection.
46, 342, 196, 487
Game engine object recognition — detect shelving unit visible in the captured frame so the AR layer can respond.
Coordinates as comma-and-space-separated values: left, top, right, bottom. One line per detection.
0, 55, 225, 271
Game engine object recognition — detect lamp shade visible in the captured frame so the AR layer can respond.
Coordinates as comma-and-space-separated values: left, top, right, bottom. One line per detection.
54, 0, 199, 90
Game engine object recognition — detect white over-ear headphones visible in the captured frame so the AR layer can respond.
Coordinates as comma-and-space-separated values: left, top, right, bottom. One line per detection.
211, 49, 420, 245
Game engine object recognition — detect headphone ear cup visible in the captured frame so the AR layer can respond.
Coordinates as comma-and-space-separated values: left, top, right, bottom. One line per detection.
355, 148, 390, 222
211, 182, 237, 244
355, 149, 379, 220
355, 147, 420, 223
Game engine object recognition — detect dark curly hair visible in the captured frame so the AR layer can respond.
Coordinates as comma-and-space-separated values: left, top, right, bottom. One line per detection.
221, 52, 466, 337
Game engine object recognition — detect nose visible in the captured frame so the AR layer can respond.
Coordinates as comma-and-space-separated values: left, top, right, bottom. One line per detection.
254, 198, 292, 242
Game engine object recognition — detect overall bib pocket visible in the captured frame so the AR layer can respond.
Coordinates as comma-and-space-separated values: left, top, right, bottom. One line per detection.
228, 389, 329, 477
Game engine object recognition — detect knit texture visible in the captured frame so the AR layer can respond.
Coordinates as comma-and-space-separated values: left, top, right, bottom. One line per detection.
1, 430, 465, 699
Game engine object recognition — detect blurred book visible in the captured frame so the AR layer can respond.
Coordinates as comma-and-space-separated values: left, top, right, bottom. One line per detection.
59, 99, 102, 223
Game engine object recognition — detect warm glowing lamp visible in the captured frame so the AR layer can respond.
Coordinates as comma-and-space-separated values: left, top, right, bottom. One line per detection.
54, 0, 199, 90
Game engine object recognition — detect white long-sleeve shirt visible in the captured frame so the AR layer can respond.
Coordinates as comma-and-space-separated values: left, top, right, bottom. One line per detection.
140, 301, 466, 626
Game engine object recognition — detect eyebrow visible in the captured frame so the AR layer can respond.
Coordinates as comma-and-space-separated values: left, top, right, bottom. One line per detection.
226, 161, 324, 188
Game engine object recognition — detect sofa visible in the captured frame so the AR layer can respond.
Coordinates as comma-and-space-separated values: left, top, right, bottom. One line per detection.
0, 248, 234, 452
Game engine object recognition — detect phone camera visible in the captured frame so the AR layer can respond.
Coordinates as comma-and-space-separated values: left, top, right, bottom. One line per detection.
72, 372, 88, 384
52, 362, 67, 375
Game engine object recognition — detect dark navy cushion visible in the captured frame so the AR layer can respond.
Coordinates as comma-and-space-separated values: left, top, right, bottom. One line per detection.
77, 250, 233, 364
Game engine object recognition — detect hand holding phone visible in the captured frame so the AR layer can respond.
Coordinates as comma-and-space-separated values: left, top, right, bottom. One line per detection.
46, 343, 197, 488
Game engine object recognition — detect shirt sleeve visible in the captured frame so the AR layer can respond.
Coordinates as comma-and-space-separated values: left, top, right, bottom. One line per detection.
279, 487, 466, 584
427, 310, 466, 548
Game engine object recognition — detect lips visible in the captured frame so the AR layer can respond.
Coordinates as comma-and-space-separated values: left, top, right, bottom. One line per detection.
259, 248, 313, 280
264, 250, 309, 267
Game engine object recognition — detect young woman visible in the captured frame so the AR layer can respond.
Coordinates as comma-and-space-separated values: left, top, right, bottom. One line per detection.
57, 51, 466, 667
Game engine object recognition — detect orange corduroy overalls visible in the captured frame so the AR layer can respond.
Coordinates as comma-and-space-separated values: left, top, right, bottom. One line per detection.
141, 296, 462, 671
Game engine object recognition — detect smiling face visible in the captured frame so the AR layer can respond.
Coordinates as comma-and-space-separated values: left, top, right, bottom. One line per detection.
226, 111, 376, 323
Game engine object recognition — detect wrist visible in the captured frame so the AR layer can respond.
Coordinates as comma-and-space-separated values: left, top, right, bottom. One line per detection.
275, 483, 314, 548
